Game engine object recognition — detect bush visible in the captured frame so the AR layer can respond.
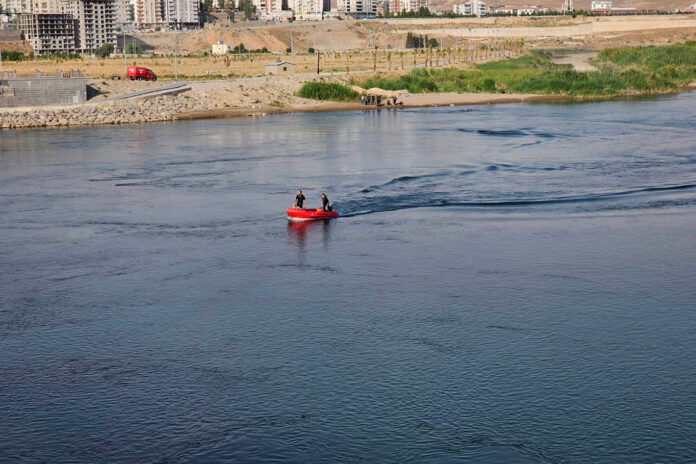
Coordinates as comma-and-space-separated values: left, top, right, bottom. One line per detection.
2, 51, 25, 61
308, 47, 315, 54
297, 81, 359, 101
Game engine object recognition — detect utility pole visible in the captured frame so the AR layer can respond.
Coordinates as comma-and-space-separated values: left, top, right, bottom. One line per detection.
174, 33, 178, 80
123, 33, 127, 73
290, 22, 294, 63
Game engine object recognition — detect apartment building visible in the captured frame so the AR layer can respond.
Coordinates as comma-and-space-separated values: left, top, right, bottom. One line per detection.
337, 0, 376, 16
164, 0, 198, 26
253, 0, 284, 17
116, 0, 134, 26
1, 0, 33, 13
134, 0, 164, 27
68, 0, 116, 50
453, 0, 486, 16
17, 0, 116, 52
290, 0, 322, 19
17, 12, 76, 51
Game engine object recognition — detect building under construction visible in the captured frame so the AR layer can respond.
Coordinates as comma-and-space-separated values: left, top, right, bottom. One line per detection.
17, 13, 76, 53
16, 0, 116, 53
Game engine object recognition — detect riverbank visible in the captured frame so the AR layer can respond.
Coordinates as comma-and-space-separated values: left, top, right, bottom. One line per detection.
0, 87, 565, 129
4, 80, 696, 130
2, 41, 696, 130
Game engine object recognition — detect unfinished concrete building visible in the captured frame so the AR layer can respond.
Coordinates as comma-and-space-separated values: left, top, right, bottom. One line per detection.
17, 13, 76, 52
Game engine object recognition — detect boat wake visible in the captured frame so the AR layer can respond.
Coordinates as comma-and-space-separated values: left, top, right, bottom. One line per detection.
336, 183, 696, 217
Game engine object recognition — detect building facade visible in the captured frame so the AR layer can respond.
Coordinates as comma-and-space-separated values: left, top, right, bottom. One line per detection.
290, 0, 322, 19
453, 0, 485, 16
164, 0, 198, 26
134, 0, 164, 27
337, 0, 376, 16
17, 12, 76, 51
255, 0, 284, 17
68, 0, 116, 51
590, 0, 611, 10
116, 0, 134, 26
0, 0, 33, 14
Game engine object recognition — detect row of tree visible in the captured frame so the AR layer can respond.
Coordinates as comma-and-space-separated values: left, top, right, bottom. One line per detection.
405, 32, 439, 49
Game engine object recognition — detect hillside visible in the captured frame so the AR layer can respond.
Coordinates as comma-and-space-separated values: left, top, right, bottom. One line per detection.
433, 0, 693, 12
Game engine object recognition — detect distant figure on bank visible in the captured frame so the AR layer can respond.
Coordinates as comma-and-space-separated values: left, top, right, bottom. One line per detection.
321, 193, 332, 212
392, 96, 397, 105
376, 95, 382, 106
294, 190, 306, 209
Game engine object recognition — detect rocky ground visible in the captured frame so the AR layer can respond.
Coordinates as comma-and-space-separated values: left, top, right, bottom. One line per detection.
0, 74, 339, 129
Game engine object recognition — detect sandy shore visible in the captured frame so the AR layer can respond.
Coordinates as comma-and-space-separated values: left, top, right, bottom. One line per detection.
175, 92, 570, 122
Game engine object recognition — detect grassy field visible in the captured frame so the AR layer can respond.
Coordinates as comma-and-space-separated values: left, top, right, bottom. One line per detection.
0, 49, 462, 79
358, 42, 696, 96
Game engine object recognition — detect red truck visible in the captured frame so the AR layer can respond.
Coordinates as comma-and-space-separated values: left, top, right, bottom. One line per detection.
126, 66, 157, 81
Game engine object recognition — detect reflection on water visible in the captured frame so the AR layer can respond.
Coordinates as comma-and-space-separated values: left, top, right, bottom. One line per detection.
287, 219, 334, 252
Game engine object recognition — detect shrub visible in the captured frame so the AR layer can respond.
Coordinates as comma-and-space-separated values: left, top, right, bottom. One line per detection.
297, 81, 359, 101
2, 51, 25, 61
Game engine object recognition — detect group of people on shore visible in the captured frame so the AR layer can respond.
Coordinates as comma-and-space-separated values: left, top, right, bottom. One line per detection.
293, 190, 332, 212
360, 95, 403, 107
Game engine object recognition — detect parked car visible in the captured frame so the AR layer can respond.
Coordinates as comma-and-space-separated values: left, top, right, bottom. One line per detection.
126, 66, 157, 81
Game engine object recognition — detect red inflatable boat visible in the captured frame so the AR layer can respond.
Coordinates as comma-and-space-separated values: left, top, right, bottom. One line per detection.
286, 207, 339, 221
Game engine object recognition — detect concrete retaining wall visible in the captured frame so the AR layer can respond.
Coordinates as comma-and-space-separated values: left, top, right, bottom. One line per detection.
0, 78, 86, 108
0, 29, 22, 41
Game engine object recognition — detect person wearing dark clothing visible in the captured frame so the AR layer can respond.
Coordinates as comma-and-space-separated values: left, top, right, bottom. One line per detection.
321, 193, 332, 212
294, 190, 306, 208
376, 96, 381, 106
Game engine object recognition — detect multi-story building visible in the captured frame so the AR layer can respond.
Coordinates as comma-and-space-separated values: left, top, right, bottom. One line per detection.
337, 0, 376, 16
18, 0, 115, 52
453, 0, 485, 16
17, 12, 76, 51
116, 0, 134, 26
290, 0, 322, 19
133, 0, 164, 27
590, 0, 611, 10
1, 0, 33, 13
67, 0, 116, 50
254, 0, 284, 18
31, 0, 69, 13
164, 0, 197, 26
391, 0, 425, 13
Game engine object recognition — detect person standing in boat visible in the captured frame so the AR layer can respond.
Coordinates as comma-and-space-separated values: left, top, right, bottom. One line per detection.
294, 190, 306, 209
321, 193, 332, 212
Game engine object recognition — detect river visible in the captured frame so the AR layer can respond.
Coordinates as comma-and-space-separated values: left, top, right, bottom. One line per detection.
1, 93, 695, 463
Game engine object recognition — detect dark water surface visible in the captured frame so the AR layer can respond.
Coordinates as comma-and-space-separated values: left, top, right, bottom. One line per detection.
1, 93, 696, 463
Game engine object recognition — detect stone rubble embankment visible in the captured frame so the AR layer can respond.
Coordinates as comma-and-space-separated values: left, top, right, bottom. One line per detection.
0, 95, 220, 129
0, 75, 316, 129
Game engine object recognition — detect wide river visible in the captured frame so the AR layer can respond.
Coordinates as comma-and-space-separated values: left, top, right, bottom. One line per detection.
1, 93, 696, 463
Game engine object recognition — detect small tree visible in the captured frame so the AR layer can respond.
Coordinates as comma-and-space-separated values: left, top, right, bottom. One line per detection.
126, 43, 142, 55
95, 43, 114, 58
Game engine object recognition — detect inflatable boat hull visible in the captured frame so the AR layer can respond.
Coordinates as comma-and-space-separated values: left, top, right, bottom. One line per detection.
286, 207, 339, 221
